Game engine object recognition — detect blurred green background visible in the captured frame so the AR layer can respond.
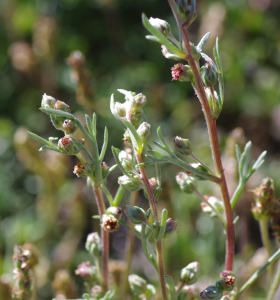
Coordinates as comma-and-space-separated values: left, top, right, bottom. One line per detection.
1, 0, 280, 299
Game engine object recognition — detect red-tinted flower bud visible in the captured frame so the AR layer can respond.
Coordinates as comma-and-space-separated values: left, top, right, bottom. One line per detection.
58, 137, 82, 155
85, 232, 101, 257
171, 63, 193, 81
200, 62, 218, 87
75, 261, 97, 283
101, 214, 119, 233
163, 218, 177, 238
106, 206, 123, 220
62, 119, 78, 135
173, 136, 192, 156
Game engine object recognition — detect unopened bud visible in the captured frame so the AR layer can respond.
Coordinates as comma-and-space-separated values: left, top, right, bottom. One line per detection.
62, 119, 78, 134
131, 111, 144, 128
101, 162, 109, 178
85, 232, 101, 257
91, 285, 103, 298
188, 163, 209, 181
106, 206, 123, 220
75, 262, 97, 283
201, 196, 224, 216
173, 136, 192, 156
119, 151, 134, 170
50, 100, 71, 130
205, 88, 221, 117
118, 175, 142, 192
179, 261, 199, 284
123, 130, 131, 143
101, 214, 119, 233
41, 93, 56, 110
200, 286, 223, 300
58, 137, 82, 155
134, 93, 147, 110
164, 218, 177, 238
176, 0, 188, 14
146, 284, 156, 297
176, 172, 197, 194
215, 276, 236, 292
128, 274, 147, 296
149, 17, 171, 36
124, 205, 147, 224
200, 62, 218, 87
137, 122, 151, 144
54, 100, 70, 112
171, 63, 193, 82
114, 102, 126, 118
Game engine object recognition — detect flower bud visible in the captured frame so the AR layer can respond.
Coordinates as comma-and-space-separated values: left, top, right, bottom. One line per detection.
101, 214, 119, 233
106, 206, 123, 220
188, 163, 209, 181
124, 206, 147, 224
215, 276, 236, 292
118, 175, 142, 192
176, 172, 197, 194
58, 137, 82, 155
179, 261, 199, 285
101, 161, 109, 178
123, 130, 131, 144
114, 102, 127, 118
200, 62, 218, 87
75, 262, 97, 283
119, 151, 134, 170
134, 93, 147, 110
73, 161, 94, 177
171, 63, 193, 81
91, 285, 103, 298
146, 284, 156, 297
62, 119, 78, 135
164, 218, 177, 238
201, 196, 224, 216
137, 122, 151, 144
50, 100, 71, 130
176, 0, 188, 14
85, 232, 101, 257
54, 100, 70, 112
131, 111, 144, 128
178, 285, 200, 300
173, 136, 192, 156
41, 93, 56, 110
200, 286, 223, 300
149, 17, 171, 36
205, 88, 221, 117
128, 274, 147, 296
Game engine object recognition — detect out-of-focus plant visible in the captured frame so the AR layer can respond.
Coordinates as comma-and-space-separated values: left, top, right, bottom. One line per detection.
9, 0, 280, 300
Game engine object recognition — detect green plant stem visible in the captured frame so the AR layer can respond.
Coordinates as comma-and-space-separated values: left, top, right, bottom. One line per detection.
101, 184, 114, 206
194, 190, 226, 227
259, 219, 273, 282
92, 184, 109, 292
267, 260, 280, 300
168, 0, 235, 271
136, 154, 168, 300
238, 248, 280, 295
113, 185, 126, 207
119, 191, 139, 299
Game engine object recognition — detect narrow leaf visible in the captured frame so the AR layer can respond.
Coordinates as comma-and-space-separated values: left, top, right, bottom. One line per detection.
27, 132, 51, 146
85, 114, 94, 137
165, 275, 176, 300
145, 35, 160, 42
99, 127, 108, 161
40, 107, 75, 119
240, 141, 252, 178
235, 144, 241, 163
123, 119, 142, 152
213, 38, 224, 105
252, 151, 267, 171
197, 32, 210, 52
92, 113, 97, 136
147, 150, 166, 159
111, 146, 134, 179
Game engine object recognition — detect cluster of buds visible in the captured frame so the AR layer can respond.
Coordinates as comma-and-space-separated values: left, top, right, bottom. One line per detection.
75, 261, 97, 284
200, 276, 236, 299
73, 161, 94, 177
67, 50, 94, 109
179, 262, 200, 285
176, 172, 197, 194
201, 196, 224, 217
252, 177, 280, 239
175, 0, 197, 24
128, 274, 156, 298
12, 245, 38, 300
85, 232, 102, 257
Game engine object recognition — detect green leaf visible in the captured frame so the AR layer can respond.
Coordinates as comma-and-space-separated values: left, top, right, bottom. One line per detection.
142, 13, 185, 58
197, 32, 210, 52
40, 107, 75, 119
213, 37, 224, 105
252, 150, 267, 171
239, 141, 252, 178
123, 119, 142, 152
165, 275, 176, 300
39, 145, 57, 152
99, 127, 108, 161
27, 131, 51, 146
235, 144, 241, 163
147, 150, 166, 159
85, 114, 94, 138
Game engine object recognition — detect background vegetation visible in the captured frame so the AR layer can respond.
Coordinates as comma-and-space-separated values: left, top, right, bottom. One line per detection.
1, 0, 280, 299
